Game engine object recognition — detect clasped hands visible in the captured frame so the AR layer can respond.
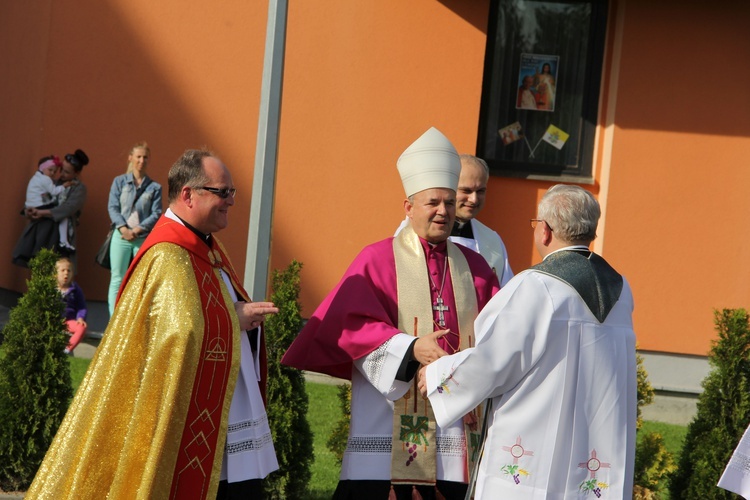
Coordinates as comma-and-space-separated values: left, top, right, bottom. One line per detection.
119, 226, 142, 241
414, 329, 449, 398
234, 301, 279, 331
414, 330, 475, 429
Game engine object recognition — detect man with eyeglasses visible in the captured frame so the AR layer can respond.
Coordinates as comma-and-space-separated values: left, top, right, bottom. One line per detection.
284, 128, 499, 500
419, 184, 637, 499
27, 149, 279, 500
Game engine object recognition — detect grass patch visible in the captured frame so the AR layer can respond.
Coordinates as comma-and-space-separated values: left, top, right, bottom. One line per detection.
638, 420, 689, 499
640, 420, 688, 459
69, 355, 90, 393
305, 382, 342, 498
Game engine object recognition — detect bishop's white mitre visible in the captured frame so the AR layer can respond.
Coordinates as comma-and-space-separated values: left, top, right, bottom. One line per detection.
397, 127, 460, 197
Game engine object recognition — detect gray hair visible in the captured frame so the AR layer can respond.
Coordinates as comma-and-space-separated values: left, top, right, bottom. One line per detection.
538, 184, 600, 243
167, 149, 213, 203
459, 154, 489, 177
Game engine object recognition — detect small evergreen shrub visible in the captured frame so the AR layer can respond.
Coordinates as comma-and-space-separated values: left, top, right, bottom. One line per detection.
327, 383, 351, 463
634, 349, 676, 499
669, 308, 750, 499
634, 432, 676, 499
636, 349, 654, 430
263, 261, 314, 499
0, 249, 72, 491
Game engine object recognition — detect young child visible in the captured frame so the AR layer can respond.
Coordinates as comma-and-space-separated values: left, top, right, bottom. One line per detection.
25, 155, 75, 252
56, 257, 88, 355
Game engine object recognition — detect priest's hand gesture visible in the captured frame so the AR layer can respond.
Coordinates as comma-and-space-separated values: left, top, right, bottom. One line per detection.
413, 329, 449, 365
234, 301, 279, 331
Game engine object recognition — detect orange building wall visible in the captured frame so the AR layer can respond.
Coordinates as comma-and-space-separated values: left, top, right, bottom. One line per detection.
1, 1, 748, 358
0, 1, 268, 300
603, 0, 750, 354
271, 1, 505, 313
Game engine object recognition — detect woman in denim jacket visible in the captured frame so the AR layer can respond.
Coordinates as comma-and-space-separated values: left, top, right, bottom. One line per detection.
107, 142, 163, 315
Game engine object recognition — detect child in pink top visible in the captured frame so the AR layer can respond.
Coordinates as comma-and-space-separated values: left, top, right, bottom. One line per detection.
56, 257, 88, 354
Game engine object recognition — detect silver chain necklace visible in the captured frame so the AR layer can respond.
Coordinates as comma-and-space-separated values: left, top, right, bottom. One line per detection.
428, 255, 449, 327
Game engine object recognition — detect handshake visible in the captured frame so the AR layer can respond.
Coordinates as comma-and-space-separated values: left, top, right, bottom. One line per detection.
412, 329, 451, 397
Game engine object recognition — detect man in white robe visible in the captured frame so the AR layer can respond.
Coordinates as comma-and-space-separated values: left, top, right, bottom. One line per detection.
419, 184, 637, 499
396, 154, 513, 286
450, 154, 513, 286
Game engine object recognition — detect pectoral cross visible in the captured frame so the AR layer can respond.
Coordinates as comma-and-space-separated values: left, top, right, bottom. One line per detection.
433, 297, 449, 328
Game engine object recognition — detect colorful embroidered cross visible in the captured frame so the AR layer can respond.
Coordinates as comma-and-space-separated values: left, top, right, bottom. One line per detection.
578, 449, 611, 478
501, 436, 534, 485
502, 436, 534, 465
578, 449, 610, 497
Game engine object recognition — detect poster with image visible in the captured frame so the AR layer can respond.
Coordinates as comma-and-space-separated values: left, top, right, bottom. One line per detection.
498, 122, 523, 145
516, 54, 559, 112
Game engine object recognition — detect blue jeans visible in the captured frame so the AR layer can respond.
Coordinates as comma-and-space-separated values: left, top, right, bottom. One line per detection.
108, 229, 145, 316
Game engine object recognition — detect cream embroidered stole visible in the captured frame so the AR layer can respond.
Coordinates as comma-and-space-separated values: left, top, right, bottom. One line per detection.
390, 225, 480, 485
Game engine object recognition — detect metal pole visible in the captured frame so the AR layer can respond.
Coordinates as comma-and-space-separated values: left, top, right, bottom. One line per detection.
244, 0, 288, 299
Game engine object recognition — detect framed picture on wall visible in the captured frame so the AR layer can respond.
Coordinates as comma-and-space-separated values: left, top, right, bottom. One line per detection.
516, 54, 559, 112
477, 0, 608, 180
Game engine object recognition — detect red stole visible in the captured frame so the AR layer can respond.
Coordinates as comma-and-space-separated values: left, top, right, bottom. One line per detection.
118, 215, 265, 499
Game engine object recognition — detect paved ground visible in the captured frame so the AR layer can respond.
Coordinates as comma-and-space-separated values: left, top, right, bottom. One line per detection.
0, 294, 107, 359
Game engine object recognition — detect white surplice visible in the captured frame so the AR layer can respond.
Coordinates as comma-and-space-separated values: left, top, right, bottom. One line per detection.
218, 267, 279, 483
425, 267, 637, 499
451, 219, 514, 287
165, 209, 278, 483
340, 334, 469, 482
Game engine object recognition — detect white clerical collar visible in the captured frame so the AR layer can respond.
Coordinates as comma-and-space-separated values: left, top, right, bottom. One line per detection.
166, 208, 212, 244
544, 245, 591, 260
165, 208, 180, 223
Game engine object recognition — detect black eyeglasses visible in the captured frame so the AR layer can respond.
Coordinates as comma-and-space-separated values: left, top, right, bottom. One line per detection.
530, 219, 553, 232
195, 186, 237, 199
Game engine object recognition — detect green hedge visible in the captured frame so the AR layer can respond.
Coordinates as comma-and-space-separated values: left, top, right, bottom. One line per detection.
0, 249, 72, 491
263, 261, 314, 499
670, 309, 750, 499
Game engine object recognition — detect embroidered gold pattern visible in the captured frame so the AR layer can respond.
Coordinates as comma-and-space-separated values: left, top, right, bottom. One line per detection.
205, 339, 227, 362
